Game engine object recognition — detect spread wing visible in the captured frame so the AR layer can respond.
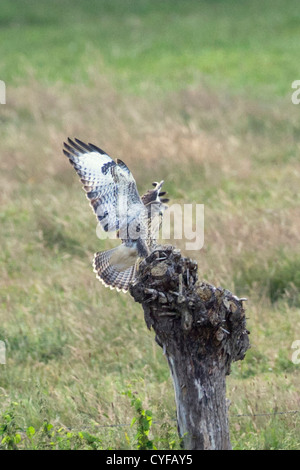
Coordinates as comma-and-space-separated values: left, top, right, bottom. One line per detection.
63, 138, 147, 240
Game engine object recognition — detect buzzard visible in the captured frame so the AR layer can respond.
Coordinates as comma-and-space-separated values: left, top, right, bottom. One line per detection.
63, 138, 168, 292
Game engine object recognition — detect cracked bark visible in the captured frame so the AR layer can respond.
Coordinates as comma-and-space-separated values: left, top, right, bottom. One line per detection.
130, 245, 250, 450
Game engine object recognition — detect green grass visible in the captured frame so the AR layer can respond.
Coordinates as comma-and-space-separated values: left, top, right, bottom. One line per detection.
1, 0, 300, 97
0, 0, 300, 450
234, 249, 300, 305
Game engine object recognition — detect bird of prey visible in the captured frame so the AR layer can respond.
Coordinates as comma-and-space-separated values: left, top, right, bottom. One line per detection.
63, 138, 169, 292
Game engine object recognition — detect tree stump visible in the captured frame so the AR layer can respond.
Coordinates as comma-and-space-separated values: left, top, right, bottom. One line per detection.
130, 245, 250, 450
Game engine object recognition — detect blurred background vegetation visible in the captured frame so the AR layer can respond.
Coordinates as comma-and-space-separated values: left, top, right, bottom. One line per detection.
0, 0, 299, 449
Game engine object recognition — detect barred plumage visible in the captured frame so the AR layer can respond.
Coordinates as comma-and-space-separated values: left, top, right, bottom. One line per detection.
63, 138, 168, 292
93, 247, 137, 293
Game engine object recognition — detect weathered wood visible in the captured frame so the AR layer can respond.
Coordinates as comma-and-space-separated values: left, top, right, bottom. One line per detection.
130, 245, 250, 450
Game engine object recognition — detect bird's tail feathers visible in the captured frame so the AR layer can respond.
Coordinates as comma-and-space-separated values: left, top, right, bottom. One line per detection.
93, 247, 137, 293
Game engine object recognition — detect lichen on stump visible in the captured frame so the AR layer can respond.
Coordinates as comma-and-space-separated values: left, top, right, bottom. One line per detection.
130, 245, 250, 450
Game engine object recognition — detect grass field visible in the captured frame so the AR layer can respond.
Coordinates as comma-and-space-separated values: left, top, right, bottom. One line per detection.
0, 0, 300, 450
